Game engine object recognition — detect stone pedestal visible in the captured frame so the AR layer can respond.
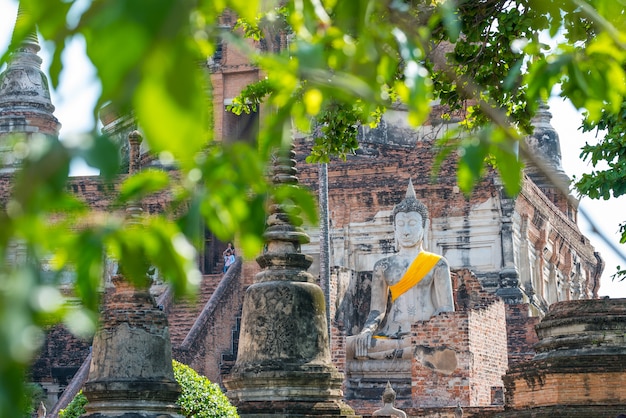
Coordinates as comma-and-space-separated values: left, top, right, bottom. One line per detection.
498, 298, 626, 417
82, 277, 182, 417
225, 279, 353, 417
345, 359, 412, 401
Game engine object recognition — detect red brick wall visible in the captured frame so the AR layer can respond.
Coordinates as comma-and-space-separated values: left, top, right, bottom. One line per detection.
410, 270, 508, 408
468, 299, 508, 405
505, 370, 626, 409
295, 137, 497, 229
30, 324, 91, 386
411, 311, 472, 407
504, 304, 539, 366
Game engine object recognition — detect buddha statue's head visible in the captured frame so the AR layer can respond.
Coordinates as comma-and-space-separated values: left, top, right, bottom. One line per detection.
393, 179, 428, 227
392, 180, 429, 250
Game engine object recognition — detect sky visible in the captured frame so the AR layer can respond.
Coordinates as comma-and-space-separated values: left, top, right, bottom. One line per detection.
1, 0, 625, 297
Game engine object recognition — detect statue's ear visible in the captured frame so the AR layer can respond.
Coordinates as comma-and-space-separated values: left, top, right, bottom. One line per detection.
423, 218, 430, 249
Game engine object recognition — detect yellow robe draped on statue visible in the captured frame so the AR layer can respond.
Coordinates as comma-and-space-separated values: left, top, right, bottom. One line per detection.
388, 251, 442, 302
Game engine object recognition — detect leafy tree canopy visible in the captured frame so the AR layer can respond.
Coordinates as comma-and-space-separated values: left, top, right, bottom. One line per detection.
1, 1, 626, 417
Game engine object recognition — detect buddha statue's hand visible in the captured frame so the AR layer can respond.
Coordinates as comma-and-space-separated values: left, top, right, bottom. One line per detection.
355, 329, 373, 359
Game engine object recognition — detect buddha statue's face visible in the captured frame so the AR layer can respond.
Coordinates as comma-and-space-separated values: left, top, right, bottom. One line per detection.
394, 211, 424, 249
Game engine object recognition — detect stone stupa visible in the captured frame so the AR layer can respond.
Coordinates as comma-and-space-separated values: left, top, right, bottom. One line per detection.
0, 1, 61, 170
224, 146, 359, 417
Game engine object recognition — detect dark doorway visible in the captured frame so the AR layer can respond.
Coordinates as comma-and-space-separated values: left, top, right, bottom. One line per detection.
201, 228, 229, 274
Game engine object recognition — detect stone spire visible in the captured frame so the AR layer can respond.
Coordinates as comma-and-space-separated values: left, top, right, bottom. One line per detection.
524, 101, 569, 190
82, 131, 183, 418
0, 2, 60, 139
224, 146, 358, 417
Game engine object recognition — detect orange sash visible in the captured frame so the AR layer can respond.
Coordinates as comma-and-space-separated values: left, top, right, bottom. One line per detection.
389, 251, 442, 302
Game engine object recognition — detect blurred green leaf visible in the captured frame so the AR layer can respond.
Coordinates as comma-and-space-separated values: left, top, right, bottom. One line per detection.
77, 135, 121, 180
117, 170, 170, 205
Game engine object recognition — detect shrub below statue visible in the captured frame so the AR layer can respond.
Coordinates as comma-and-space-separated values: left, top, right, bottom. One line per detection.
59, 360, 238, 418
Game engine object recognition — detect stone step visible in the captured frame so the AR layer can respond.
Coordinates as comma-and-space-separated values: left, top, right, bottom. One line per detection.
167, 274, 222, 347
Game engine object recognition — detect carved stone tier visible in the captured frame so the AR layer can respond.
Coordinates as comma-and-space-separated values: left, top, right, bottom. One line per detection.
345, 359, 412, 400
0, 3, 60, 140
499, 298, 626, 417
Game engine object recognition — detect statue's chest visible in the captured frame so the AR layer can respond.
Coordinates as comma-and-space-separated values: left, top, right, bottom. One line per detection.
385, 259, 433, 287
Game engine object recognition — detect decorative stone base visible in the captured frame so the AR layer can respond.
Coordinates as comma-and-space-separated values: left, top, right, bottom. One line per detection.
225, 368, 345, 401
83, 412, 181, 418
233, 400, 360, 417
226, 367, 359, 417
345, 359, 411, 400
82, 379, 182, 417
500, 299, 626, 417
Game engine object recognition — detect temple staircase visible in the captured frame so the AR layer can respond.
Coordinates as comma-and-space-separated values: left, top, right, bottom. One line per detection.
167, 273, 222, 347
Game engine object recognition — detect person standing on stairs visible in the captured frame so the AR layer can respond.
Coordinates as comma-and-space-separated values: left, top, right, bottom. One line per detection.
224, 249, 235, 273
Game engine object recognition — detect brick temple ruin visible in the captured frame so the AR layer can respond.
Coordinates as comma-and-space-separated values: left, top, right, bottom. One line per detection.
2, 6, 625, 418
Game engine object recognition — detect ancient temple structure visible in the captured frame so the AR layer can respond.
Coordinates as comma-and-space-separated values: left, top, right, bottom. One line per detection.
498, 298, 626, 417
0, 2, 60, 170
291, 100, 603, 414
1, 5, 618, 418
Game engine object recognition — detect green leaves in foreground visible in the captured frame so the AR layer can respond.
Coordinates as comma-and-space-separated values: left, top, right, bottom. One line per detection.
434, 125, 523, 197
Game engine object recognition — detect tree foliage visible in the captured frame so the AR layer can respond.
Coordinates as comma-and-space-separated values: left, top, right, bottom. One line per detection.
2, 0, 626, 417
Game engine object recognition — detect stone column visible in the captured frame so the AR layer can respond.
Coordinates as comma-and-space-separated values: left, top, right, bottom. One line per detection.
82, 131, 182, 418
319, 162, 331, 341
496, 189, 523, 304
224, 147, 358, 417
82, 278, 182, 417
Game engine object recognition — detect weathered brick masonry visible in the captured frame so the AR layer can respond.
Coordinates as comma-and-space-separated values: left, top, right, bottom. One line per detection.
498, 298, 626, 417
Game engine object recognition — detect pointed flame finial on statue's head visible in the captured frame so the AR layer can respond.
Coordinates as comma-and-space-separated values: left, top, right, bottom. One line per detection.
393, 179, 428, 226
381, 381, 397, 404
406, 178, 416, 200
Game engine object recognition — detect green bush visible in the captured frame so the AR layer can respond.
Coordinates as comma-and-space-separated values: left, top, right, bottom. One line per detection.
173, 360, 238, 418
59, 360, 238, 418
58, 390, 88, 418
22, 383, 46, 417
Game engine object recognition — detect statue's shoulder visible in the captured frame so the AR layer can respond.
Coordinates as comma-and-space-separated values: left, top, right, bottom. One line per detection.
373, 255, 397, 272
420, 250, 448, 265
432, 254, 451, 276
435, 254, 450, 266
